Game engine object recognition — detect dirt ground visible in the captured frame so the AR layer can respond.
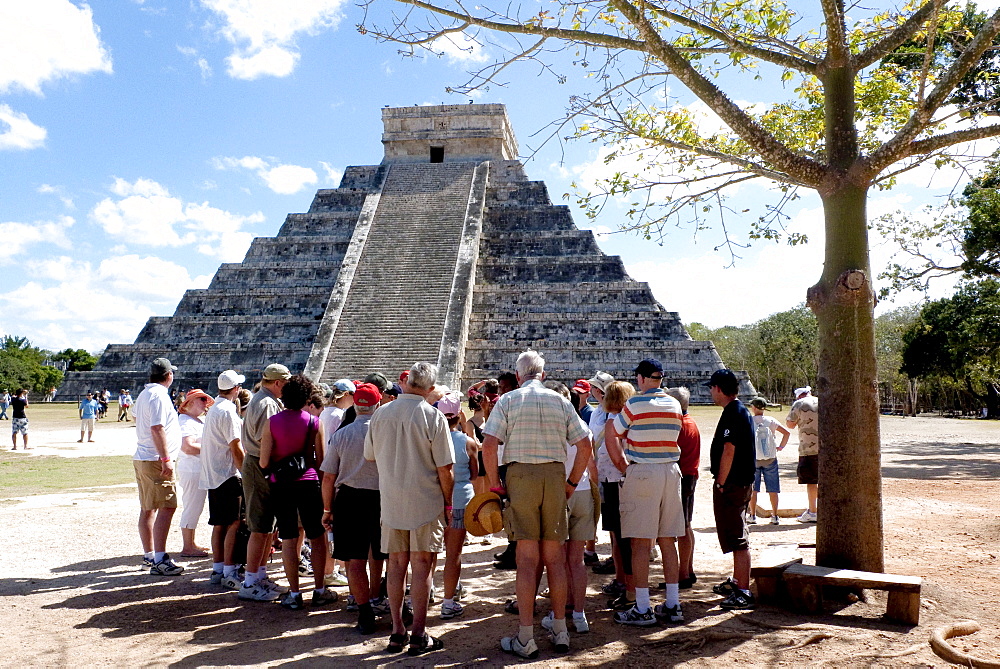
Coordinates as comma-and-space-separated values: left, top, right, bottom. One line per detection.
1, 409, 999, 667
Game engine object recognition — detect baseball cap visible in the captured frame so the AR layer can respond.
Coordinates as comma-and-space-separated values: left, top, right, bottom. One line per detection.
386, 383, 403, 397
180, 388, 214, 410
399, 370, 410, 382
634, 358, 664, 377
704, 369, 739, 394
151, 357, 177, 374
794, 386, 812, 399
333, 378, 356, 394
262, 363, 291, 380
571, 379, 591, 394
363, 372, 391, 392
587, 371, 614, 393
318, 382, 333, 399
353, 382, 382, 407
434, 391, 463, 418
218, 369, 246, 391
749, 397, 769, 409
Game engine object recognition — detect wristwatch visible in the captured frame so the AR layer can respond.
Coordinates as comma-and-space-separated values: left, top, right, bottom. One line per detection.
566, 478, 579, 488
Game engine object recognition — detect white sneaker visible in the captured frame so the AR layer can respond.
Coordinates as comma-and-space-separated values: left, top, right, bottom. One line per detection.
262, 577, 288, 594
549, 629, 570, 652
221, 574, 242, 590
747, 514, 757, 524
649, 545, 660, 561
238, 581, 281, 601
500, 635, 539, 659
572, 614, 590, 634
770, 515, 780, 525
441, 600, 464, 619
324, 571, 349, 587
209, 571, 224, 585
797, 510, 818, 523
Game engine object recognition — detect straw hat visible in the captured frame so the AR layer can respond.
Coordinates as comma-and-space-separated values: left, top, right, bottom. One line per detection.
464, 492, 504, 537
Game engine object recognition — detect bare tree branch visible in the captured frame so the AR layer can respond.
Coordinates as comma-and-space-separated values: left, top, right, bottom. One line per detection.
853, 1, 941, 70
907, 123, 1000, 157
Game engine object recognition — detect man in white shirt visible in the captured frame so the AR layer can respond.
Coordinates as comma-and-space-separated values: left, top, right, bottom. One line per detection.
201, 370, 246, 589
133, 357, 184, 576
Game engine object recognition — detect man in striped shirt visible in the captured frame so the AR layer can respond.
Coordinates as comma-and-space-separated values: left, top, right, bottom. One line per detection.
608, 358, 686, 627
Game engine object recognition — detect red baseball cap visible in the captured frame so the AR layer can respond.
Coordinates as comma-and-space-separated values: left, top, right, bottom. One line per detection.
399, 370, 409, 382
353, 383, 382, 408
571, 379, 591, 394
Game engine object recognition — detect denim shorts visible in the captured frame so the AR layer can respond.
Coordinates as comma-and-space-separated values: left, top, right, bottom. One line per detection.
753, 459, 780, 493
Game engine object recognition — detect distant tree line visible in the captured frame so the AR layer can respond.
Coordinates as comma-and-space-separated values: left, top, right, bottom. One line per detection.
689, 298, 996, 418
0, 336, 97, 395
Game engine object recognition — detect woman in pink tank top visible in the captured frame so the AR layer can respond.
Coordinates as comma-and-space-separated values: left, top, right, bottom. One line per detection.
259, 374, 332, 610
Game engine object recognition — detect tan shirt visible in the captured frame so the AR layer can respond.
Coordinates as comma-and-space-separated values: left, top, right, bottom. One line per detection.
242, 387, 282, 458
364, 394, 454, 530
787, 395, 819, 456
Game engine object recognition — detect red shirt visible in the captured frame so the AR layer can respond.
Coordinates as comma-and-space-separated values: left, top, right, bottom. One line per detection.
677, 413, 701, 477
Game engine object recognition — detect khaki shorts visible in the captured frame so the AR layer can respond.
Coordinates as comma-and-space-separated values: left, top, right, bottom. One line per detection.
241, 454, 275, 534
504, 462, 568, 542
381, 513, 446, 554
619, 461, 685, 540
134, 460, 177, 511
567, 487, 597, 542
81, 418, 96, 431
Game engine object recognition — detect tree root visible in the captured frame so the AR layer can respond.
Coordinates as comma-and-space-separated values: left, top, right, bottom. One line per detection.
930, 620, 1000, 668
781, 632, 834, 650
734, 613, 834, 631
645, 630, 756, 650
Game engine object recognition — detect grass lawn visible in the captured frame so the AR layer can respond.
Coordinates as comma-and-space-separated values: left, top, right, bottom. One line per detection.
0, 453, 135, 499
14, 400, 128, 428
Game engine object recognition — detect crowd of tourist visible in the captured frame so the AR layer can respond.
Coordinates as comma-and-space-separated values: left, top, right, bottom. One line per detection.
123, 350, 813, 659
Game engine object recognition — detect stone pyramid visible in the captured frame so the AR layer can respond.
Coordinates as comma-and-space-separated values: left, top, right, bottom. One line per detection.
61, 104, 753, 403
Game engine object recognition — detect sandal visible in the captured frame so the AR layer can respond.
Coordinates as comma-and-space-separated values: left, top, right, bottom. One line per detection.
407, 634, 444, 656
386, 632, 409, 653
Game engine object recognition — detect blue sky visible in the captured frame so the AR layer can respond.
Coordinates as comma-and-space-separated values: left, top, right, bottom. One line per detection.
0, 1, 991, 354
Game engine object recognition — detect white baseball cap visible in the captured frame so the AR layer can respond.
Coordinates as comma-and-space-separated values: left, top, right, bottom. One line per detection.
218, 370, 246, 391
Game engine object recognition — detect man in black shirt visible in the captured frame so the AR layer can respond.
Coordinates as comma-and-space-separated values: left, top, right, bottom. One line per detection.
705, 369, 756, 609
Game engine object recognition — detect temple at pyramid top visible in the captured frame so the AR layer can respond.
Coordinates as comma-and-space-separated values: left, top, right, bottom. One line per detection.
382, 103, 519, 163
60, 103, 754, 402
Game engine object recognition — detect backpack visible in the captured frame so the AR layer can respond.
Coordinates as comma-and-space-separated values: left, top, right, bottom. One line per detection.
754, 419, 777, 461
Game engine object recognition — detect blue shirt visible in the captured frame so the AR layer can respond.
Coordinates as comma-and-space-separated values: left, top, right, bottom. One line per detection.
451, 430, 475, 510
80, 399, 99, 419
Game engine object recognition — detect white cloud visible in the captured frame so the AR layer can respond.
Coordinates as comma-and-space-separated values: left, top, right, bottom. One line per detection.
201, 0, 345, 80
37, 183, 75, 209
0, 216, 74, 263
177, 46, 212, 79
0, 255, 207, 352
88, 177, 264, 260
319, 161, 342, 186
0, 105, 47, 150
214, 155, 318, 194
432, 32, 488, 64
0, 0, 112, 94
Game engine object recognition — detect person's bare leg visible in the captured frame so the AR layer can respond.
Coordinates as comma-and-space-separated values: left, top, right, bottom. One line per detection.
768, 492, 779, 516
310, 535, 327, 590
657, 537, 679, 584
387, 552, 409, 635
630, 538, 651, 590
151, 507, 176, 553
348, 559, 371, 604
678, 525, 695, 580
10, 433, 16, 449
733, 549, 751, 590
515, 540, 541, 628
409, 551, 435, 639
138, 509, 154, 553
246, 532, 268, 576
566, 539, 586, 612
540, 539, 568, 620
181, 527, 205, 554
369, 553, 384, 596
443, 527, 464, 600
223, 521, 239, 565
281, 541, 300, 592
211, 524, 226, 563
22, 434, 28, 449
749, 490, 758, 517
807, 484, 818, 513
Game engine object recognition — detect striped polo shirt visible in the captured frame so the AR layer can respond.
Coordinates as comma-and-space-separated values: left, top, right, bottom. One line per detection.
614, 388, 682, 464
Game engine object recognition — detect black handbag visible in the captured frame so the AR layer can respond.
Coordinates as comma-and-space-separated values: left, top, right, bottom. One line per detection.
269, 416, 316, 483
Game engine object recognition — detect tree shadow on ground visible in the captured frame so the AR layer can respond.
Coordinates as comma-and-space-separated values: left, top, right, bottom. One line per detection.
879, 440, 1000, 480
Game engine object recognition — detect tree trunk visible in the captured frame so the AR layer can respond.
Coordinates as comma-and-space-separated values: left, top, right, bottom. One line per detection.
987, 382, 1000, 419
807, 181, 885, 573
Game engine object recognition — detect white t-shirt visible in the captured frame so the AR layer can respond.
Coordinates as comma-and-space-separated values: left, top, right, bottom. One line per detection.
177, 413, 204, 475
200, 397, 243, 490
133, 383, 181, 461
320, 406, 346, 446
565, 436, 592, 491
752, 414, 782, 463
596, 411, 622, 483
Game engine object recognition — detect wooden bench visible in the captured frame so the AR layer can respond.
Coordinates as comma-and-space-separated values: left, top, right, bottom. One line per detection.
781, 563, 922, 625
750, 555, 802, 602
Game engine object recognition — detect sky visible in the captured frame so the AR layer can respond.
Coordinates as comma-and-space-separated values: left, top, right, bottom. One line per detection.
0, 0, 996, 355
